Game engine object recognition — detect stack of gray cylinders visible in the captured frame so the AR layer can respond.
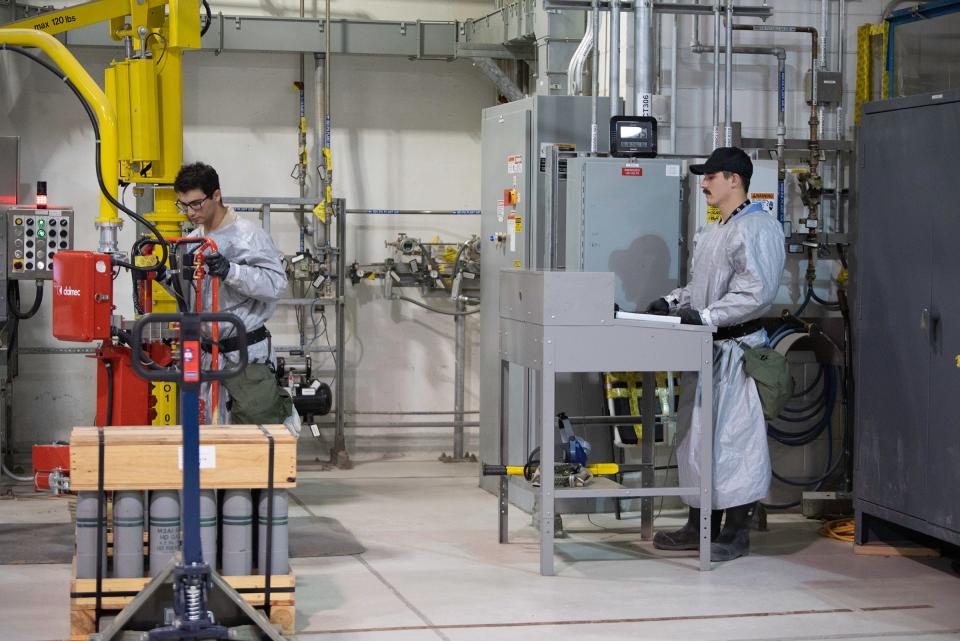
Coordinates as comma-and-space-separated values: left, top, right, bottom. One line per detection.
75, 488, 289, 579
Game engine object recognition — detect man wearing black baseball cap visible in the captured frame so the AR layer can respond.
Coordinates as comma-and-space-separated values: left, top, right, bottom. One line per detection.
645, 147, 785, 561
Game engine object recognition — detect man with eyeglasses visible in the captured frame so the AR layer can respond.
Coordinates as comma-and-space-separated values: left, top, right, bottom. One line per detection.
169, 162, 296, 431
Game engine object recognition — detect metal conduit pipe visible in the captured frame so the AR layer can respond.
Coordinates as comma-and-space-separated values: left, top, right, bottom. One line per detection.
693, 43, 787, 225
670, 10, 678, 152
454, 297, 467, 459
712, 1, 721, 148
591, 0, 601, 152
346, 410, 479, 415
634, 0, 655, 116
819, 0, 829, 142
734, 23, 820, 285
567, 17, 595, 95
314, 421, 481, 429
313, 54, 327, 246
835, 0, 846, 233
724, 0, 733, 146
609, 0, 622, 115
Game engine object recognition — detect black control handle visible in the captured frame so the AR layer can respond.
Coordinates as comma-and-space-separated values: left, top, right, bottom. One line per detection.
130, 312, 249, 383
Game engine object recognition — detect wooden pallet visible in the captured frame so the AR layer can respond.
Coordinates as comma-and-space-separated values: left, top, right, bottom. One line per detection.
70, 573, 295, 640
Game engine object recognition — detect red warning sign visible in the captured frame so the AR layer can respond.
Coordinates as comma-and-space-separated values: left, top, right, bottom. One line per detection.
622, 167, 643, 177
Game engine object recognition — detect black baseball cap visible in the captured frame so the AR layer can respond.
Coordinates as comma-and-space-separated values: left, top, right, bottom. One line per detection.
689, 147, 753, 181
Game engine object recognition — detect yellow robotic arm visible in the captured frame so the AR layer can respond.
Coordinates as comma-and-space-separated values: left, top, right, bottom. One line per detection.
2, 0, 201, 244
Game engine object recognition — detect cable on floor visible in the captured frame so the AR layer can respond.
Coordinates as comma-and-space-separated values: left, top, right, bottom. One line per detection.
818, 517, 855, 542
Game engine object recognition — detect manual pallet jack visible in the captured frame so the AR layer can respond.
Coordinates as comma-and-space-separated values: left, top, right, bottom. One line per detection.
92, 311, 286, 641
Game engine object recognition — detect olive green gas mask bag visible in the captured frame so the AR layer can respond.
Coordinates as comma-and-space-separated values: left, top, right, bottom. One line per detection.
740, 344, 794, 421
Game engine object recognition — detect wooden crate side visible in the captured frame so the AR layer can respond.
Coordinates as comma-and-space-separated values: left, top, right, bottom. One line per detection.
70, 428, 296, 491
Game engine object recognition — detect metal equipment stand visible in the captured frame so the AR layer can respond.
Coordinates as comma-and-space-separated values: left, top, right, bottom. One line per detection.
495, 271, 715, 575
92, 312, 285, 641
224, 196, 349, 468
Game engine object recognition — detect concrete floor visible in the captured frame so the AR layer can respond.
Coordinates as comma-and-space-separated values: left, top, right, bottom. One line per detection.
2, 459, 959, 641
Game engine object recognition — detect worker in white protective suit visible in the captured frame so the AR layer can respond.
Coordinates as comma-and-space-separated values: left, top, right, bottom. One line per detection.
171, 163, 298, 433
644, 147, 785, 561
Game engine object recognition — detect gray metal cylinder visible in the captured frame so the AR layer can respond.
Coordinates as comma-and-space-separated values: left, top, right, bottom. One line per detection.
221, 489, 253, 576
199, 489, 218, 567
257, 490, 289, 576
149, 490, 180, 576
113, 491, 145, 578
76, 492, 107, 579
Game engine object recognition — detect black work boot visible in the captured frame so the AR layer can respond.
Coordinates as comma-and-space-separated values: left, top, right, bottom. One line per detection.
653, 507, 723, 550
711, 502, 754, 561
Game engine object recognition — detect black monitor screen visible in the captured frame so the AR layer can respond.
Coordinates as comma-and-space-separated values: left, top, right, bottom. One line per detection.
610, 116, 657, 157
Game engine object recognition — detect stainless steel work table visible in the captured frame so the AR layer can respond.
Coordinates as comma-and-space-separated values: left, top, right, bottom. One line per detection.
495, 270, 716, 574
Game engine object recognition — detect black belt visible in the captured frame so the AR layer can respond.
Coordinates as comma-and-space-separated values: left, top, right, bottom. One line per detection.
714, 319, 763, 341
202, 325, 270, 353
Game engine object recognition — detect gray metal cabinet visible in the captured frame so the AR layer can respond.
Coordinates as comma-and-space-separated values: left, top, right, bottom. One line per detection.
855, 90, 960, 544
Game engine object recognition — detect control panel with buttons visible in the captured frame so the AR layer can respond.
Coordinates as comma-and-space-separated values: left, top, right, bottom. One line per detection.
6, 208, 75, 280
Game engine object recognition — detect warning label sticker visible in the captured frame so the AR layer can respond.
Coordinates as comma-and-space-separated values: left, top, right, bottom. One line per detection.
751, 192, 776, 214
507, 154, 524, 174
706, 205, 722, 224
622, 167, 643, 177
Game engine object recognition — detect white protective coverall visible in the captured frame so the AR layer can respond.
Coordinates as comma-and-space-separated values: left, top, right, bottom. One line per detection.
184, 209, 288, 424
665, 202, 785, 509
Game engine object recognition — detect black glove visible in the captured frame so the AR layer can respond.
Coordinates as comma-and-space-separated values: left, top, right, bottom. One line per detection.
677, 308, 704, 325
645, 298, 670, 315
204, 252, 231, 279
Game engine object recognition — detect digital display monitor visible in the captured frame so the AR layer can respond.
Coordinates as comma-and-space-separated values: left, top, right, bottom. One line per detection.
610, 116, 657, 158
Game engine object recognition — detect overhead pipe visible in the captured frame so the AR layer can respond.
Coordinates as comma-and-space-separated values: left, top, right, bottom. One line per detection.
724, 0, 733, 146
819, 0, 829, 142
591, 0, 601, 152
634, 0, 655, 116
735, 23, 821, 287
609, 0, 622, 115
835, 0, 846, 233
712, 1, 721, 148
670, 11, 678, 152
693, 43, 786, 224
567, 15, 595, 95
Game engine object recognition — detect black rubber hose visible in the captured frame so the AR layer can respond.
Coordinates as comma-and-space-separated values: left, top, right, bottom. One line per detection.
0, 45, 169, 272
809, 286, 841, 308
103, 359, 114, 426
7, 280, 43, 320
200, 0, 212, 36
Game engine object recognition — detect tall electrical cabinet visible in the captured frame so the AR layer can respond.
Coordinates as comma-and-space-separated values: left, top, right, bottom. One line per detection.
478, 96, 685, 511
854, 90, 960, 546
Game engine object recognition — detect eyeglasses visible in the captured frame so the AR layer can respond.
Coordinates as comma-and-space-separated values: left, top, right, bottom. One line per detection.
175, 196, 209, 213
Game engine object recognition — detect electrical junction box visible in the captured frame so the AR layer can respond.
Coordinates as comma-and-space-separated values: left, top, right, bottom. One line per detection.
6, 207, 75, 280
52, 251, 113, 342
805, 70, 843, 106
